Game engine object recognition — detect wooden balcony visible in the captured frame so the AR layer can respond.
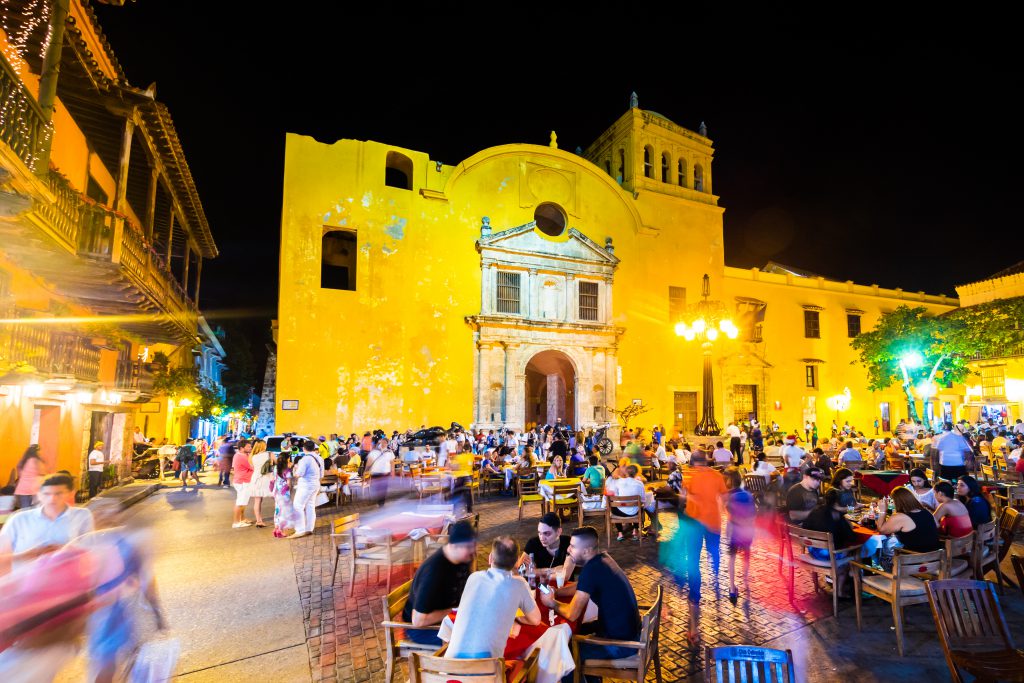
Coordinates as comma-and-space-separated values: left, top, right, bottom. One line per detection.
0, 49, 49, 174
3, 320, 100, 382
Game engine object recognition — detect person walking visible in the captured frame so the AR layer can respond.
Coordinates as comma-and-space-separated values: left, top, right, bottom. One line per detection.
231, 439, 255, 529
13, 445, 48, 509
364, 438, 395, 507
249, 440, 273, 528
217, 442, 233, 487
88, 441, 106, 499
292, 440, 323, 538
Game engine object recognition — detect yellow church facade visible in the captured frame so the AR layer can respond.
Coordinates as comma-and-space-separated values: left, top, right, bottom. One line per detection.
276, 101, 961, 439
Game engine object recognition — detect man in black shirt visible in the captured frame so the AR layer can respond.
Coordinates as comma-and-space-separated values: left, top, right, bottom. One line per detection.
401, 520, 477, 645
539, 526, 639, 666
516, 512, 576, 579
785, 467, 825, 522
801, 488, 859, 598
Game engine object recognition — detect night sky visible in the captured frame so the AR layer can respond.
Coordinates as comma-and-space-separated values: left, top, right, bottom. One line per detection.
92, 6, 1022, 330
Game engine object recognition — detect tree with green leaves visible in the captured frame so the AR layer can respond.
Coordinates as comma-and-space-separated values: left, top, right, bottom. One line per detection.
851, 305, 982, 423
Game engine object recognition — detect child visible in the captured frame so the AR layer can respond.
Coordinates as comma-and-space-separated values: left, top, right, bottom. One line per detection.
272, 454, 298, 538
723, 466, 756, 605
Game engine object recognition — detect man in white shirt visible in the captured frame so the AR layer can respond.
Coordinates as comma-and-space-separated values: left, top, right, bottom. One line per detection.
292, 441, 324, 537
712, 441, 733, 465
0, 474, 94, 575
605, 465, 650, 540
674, 444, 691, 465
88, 441, 106, 499
931, 422, 972, 480
654, 441, 667, 465
365, 442, 396, 507
725, 423, 743, 464
779, 436, 806, 469
1013, 419, 1024, 436
445, 537, 541, 659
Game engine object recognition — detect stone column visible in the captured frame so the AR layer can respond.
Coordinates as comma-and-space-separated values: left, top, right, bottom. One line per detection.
604, 276, 614, 323
547, 373, 564, 423
486, 264, 497, 314
526, 268, 538, 319
565, 274, 576, 322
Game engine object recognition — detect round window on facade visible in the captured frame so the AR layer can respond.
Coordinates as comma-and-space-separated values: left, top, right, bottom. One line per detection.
534, 203, 567, 237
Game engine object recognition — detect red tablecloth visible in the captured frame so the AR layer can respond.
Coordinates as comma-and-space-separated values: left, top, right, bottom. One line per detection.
359, 511, 445, 542
859, 471, 909, 496
448, 587, 578, 660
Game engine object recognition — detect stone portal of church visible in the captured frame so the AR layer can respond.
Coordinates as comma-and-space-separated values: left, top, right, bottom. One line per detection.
467, 217, 623, 432
525, 350, 576, 427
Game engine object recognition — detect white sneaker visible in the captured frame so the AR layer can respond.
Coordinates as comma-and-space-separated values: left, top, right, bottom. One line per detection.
232, 521, 252, 528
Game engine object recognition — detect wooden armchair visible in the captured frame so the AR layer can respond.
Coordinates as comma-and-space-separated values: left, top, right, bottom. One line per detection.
996, 506, 1022, 563
348, 525, 415, 595
703, 646, 795, 683
605, 494, 644, 546
852, 548, 945, 655
743, 474, 769, 506
940, 531, 975, 579
408, 644, 538, 683
973, 520, 1005, 591
549, 482, 581, 521
572, 585, 662, 683
380, 580, 441, 683
330, 513, 361, 585
926, 578, 1024, 683
1013, 554, 1024, 594
787, 525, 863, 618
517, 475, 545, 522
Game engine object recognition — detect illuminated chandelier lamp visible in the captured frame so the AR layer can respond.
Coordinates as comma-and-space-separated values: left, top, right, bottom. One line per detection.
674, 274, 738, 436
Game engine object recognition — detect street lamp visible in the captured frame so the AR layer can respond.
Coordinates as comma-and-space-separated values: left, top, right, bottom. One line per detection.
898, 351, 924, 424
675, 274, 738, 436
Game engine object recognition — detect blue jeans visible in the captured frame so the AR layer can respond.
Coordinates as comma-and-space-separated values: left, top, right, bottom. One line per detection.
678, 515, 720, 603
563, 642, 637, 682
405, 628, 442, 647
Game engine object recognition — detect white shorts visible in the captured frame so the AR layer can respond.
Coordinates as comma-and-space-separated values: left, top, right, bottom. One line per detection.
234, 481, 253, 506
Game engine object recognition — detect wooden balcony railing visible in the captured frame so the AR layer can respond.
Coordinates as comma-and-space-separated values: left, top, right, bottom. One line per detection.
115, 358, 155, 393
37, 170, 82, 249
4, 320, 100, 382
971, 342, 1024, 361
0, 50, 49, 173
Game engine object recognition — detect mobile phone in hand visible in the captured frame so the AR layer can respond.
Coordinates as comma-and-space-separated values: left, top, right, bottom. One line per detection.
538, 584, 552, 595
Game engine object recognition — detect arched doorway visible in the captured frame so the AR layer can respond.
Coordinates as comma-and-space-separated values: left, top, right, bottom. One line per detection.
525, 350, 576, 429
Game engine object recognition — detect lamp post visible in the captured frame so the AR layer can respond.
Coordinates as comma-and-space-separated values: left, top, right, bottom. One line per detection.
674, 274, 738, 436
898, 351, 923, 424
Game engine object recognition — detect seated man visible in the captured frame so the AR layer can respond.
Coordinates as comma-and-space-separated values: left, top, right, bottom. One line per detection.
515, 512, 577, 580
785, 467, 825, 523
837, 441, 863, 467
446, 536, 541, 659
711, 441, 733, 466
605, 465, 655, 540
401, 520, 477, 645
538, 527, 640, 666
581, 456, 607, 493
480, 451, 502, 478
801, 488, 861, 597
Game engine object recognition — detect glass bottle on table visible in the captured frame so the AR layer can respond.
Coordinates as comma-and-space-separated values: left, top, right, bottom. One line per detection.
526, 553, 536, 589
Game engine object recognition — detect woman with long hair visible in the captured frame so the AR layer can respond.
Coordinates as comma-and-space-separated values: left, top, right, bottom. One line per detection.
545, 454, 567, 479
876, 487, 941, 552
272, 452, 298, 538
956, 475, 992, 528
14, 445, 47, 509
248, 440, 272, 528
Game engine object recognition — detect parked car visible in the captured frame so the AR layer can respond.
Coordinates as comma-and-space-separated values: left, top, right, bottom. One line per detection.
403, 426, 446, 448
265, 435, 312, 454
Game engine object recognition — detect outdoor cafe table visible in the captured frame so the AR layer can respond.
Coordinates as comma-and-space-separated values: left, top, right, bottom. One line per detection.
357, 510, 447, 543
538, 477, 583, 501
859, 470, 910, 496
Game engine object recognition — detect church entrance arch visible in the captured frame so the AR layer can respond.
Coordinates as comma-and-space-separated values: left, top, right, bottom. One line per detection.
525, 350, 576, 429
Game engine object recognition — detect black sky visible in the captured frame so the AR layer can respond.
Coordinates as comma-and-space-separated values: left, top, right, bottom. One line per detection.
91, 5, 1022, 326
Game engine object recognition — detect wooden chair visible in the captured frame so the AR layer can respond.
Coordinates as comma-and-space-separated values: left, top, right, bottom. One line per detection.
995, 458, 1022, 484
380, 580, 440, 683
703, 646, 796, 683
1012, 554, 1024, 594
980, 463, 996, 484
330, 513, 361, 585
996, 506, 1022, 562
786, 525, 862, 617
851, 548, 945, 655
348, 525, 415, 595
743, 474, 769, 506
941, 531, 975, 580
416, 474, 445, 502
605, 494, 643, 546
549, 482, 580, 521
481, 469, 505, 496
926, 578, 1024, 683
572, 585, 662, 683
409, 645, 539, 683
974, 520, 1005, 591
517, 475, 545, 522
925, 467, 936, 482
886, 456, 906, 472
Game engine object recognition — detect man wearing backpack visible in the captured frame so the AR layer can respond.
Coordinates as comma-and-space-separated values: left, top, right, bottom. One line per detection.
176, 439, 200, 488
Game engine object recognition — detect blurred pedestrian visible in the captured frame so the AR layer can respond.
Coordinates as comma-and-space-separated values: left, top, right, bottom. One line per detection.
13, 445, 48, 509
249, 440, 272, 528
217, 442, 233, 488
272, 454, 298, 538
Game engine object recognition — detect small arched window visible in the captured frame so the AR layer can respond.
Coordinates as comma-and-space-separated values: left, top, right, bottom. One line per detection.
617, 149, 626, 184
677, 159, 686, 187
694, 163, 705, 192
384, 151, 413, 190
661, 152, 671, 183
643, 146, 653, 178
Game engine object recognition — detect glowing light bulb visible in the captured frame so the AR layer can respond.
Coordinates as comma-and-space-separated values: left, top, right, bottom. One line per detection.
726, 328, 738, 339
674, 322, 689, 337
692, 319, 706, 333
683, 330, 696, 341
706, 328, 719, 341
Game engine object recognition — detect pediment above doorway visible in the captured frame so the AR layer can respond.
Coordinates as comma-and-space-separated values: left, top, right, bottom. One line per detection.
477, 222, 620, 272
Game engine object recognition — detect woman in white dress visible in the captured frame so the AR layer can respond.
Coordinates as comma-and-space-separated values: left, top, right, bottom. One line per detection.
249, 440, 274, 528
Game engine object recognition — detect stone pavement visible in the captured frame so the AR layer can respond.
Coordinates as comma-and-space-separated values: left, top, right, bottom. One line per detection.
287, 482, 1024, 682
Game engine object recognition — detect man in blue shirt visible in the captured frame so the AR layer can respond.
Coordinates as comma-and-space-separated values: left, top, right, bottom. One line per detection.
0, 474, 94, 575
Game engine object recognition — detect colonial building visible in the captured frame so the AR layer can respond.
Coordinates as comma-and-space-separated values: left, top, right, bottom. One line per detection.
275, 97, 958, 438
0, 1, 217, 494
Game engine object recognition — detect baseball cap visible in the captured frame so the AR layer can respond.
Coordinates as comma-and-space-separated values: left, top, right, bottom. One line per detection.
318, 436, 326, 441
806, 467, 826, 480
448, 520, 477, 545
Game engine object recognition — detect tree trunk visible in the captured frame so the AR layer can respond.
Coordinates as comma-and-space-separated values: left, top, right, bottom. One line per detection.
902, 382, 921, 423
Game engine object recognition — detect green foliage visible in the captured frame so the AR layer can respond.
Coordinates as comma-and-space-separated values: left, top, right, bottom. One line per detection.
945, 295, 1024, 356
151, 366, 197, 398
186, 385, 225, 420
851, 306, 981, 392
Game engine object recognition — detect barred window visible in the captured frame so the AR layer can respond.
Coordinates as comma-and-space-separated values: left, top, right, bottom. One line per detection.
496, 271, 521, 314
669, 286, 687, 322
846, 313, 862, 338
579, 281, 599, 321
804, 310, 821, 338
